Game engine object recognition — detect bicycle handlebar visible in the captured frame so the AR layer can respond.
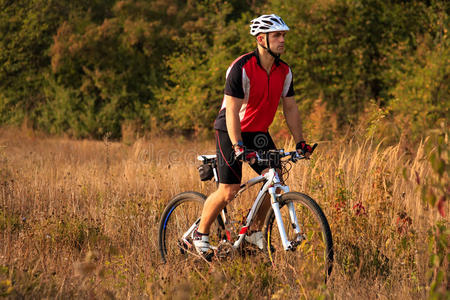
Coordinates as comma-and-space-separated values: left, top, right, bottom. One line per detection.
252, 143, 318, 164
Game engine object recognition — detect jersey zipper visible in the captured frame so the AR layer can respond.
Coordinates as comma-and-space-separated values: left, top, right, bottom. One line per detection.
267, 63, 275, 102
259, 62, 275, 102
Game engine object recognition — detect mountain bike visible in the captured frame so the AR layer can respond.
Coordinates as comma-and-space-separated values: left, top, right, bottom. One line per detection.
158, 147, 333, 282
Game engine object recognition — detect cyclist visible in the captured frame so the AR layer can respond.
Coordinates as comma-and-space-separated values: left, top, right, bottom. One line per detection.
193, 14, 313, 258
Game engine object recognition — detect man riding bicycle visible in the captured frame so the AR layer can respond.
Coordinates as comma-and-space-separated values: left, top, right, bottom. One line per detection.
193, 14, 314, 258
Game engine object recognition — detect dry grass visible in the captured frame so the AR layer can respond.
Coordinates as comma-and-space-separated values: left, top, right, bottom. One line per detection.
0, 127, 447, 299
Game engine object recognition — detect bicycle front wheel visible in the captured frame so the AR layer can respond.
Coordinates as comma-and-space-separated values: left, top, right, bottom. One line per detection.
263, 192, 333, 285
158, 191, 224, 263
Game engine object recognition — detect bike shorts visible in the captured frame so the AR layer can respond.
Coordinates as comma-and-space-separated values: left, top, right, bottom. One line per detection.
215, 130, 279, 184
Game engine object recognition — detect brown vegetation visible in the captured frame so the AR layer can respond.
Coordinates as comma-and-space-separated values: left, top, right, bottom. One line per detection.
0, 127, 447, 299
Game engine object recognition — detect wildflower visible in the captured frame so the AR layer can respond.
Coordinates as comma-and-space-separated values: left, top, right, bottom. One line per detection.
395, 212, 412, 234
352, 201, 366, 216
437, 196, 446, 217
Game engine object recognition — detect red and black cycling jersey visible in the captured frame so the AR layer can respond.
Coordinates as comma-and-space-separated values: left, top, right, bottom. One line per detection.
214, 49, 294, 132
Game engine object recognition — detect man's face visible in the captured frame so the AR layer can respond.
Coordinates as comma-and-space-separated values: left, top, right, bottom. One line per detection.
266, 31, 286, 54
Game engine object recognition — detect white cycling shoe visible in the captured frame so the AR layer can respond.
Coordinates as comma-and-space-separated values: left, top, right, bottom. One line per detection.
192, 230, 214, 261
245, 231, 265, 250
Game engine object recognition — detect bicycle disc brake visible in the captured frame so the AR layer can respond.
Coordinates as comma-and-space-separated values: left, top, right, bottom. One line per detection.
289, 233, 307, 251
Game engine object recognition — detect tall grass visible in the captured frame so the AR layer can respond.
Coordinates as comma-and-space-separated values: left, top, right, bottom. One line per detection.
0, 127, 447, 299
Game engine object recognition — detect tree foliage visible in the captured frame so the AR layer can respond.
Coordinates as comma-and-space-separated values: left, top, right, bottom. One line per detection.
0, 0, 448, 139
44, 0, 200, 138
157, 1, 255, 134
270, 0, 441, 124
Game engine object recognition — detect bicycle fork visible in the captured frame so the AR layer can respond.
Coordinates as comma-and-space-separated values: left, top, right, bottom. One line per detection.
269, 186, 303, 251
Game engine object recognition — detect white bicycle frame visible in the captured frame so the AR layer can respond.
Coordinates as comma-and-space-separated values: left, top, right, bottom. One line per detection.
187, 154, 304, 251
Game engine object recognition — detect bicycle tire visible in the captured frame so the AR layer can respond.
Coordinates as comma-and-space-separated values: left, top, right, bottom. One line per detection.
158, 191, 224, 263
263, 192, 333, 284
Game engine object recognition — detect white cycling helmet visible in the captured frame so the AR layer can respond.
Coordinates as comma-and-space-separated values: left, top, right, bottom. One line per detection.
250, 14, 289, 36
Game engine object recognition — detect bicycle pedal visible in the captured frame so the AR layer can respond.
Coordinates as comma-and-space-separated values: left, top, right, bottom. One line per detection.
203, 251, 215, 262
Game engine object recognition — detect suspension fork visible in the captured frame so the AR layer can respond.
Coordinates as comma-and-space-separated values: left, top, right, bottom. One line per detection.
287, 201, 301, 235
269, 184, 294, 251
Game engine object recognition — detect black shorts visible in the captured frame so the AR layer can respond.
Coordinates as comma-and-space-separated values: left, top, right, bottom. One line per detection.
215, 130, 278, 184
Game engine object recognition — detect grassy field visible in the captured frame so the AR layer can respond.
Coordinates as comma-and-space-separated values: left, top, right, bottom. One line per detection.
0, 127, 447, 299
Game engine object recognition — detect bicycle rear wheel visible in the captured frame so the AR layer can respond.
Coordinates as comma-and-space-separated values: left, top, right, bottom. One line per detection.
263, 192, 333, 285
158, 191, 224, 263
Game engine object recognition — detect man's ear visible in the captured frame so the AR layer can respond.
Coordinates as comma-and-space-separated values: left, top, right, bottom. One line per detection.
256, 34, 265, 45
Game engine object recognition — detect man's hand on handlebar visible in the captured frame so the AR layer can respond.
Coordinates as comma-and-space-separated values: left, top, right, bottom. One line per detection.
295, 141, 314, 159
234, 145, 258, 164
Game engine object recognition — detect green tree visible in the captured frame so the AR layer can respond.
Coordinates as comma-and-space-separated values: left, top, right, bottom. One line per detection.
268, 0, 436, 125
44, 0, 198, 138
388, 22, 449, 140
0, 0, 115, 126
157, 1, 257, 135
0, 0, 447, 139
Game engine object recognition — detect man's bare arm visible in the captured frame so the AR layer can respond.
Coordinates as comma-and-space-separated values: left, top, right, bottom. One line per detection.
282, 96, 304, 143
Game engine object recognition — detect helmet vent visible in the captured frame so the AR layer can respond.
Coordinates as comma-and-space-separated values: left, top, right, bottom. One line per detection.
270, 18, 281, 25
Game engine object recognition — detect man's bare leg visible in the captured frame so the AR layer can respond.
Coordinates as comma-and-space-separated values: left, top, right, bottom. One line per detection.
197, 183, 240, 234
